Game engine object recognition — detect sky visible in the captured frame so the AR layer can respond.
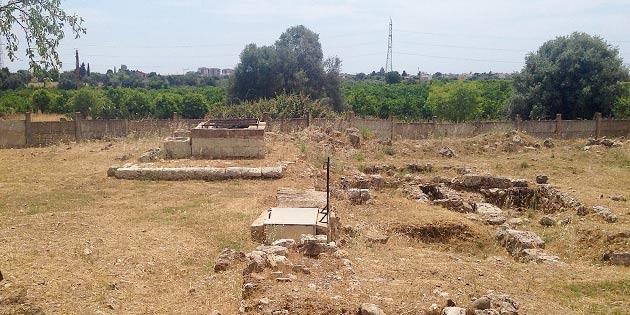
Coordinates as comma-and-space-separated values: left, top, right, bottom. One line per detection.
4, 0, 630, 75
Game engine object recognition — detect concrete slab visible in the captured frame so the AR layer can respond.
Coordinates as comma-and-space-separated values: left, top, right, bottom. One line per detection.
276, 188, 327, 208
263, 207, 319, 244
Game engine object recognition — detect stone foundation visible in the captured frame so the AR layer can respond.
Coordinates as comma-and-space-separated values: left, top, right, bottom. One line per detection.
190, 121, 265, 159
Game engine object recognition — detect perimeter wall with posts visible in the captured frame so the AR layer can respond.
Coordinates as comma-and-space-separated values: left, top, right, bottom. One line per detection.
1, 112, 628, 149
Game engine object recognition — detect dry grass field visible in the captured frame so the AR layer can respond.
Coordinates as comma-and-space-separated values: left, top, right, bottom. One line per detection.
0, 129, 628, 314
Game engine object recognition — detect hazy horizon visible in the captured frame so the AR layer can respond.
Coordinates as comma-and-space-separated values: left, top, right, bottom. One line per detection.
3, 0, 630, 75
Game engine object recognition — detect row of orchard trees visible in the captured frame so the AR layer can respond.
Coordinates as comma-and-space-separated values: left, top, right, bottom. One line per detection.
343, 79, 513, 122
0, 87, 225, 119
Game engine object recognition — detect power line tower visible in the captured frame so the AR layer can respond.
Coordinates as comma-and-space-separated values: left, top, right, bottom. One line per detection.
385, 18, 393, 73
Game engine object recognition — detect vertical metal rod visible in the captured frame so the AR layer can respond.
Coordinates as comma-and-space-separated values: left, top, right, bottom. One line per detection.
326, 157, 330, 212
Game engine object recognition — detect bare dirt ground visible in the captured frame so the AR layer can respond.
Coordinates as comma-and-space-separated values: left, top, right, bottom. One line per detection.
0, 129, 628, 314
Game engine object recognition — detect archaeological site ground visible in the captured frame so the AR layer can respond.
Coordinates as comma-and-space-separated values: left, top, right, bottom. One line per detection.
0, 122, 628, 315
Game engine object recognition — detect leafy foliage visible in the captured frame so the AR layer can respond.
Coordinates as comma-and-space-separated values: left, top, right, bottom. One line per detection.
509, 32, 630, 119
0, 0, 86, 71
229, 25, 342, 111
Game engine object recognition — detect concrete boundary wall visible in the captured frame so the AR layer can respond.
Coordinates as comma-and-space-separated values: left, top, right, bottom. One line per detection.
0, 120, 26, 148
1, 112, 629, 149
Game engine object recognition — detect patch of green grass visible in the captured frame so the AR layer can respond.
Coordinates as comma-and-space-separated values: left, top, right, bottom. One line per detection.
359, 127, 373, 140
0, 203, 6, 214
520, 161, 530, 169
355, 152, 365, 162
557, 279, 630, 315
383, 146, 396, 156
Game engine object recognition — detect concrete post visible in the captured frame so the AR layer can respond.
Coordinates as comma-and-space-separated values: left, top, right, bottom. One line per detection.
263, 112, 270, 123
515, 114, 522, 131
25, 111, 32, 146
172, 112, 178, 120
594, 112, 602, 139
555, 114, 562, 138
74, 112, 82, 143
307, 111, 312, 127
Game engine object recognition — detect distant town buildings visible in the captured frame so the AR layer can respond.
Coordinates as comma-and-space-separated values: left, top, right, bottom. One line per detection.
197, 67, 232, 78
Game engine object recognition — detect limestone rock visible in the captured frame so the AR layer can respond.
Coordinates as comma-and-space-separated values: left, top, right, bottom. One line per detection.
348, 188, 371, 205
243, 251, 268, 274
214, 248, 245, 272
471, 297, 491, 310
496, 229, 545, 257
461, 174, 512, 189
593, 206, 617, 223
256, 245, 289, 256
439, 147, 456, 158
604, 251, 630, 266
543, 138, 554, 148
107, 165, 120, 177
138, 148, 162, 163
539, 215, 556, 227
359, 303, 385, 315
518, 248, 561, 264
610, 195, 627, 202
300, 234, 336, 257
442, 307, 466, 315
365, 231, 389, 244
476, 203, 503, 216
271, 239, 296, 249
535, 174, 548, 184
346, 128, 361, 147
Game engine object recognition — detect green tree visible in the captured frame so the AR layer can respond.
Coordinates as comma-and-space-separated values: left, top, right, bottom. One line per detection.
153, 93, 182, 119
72, 88, 104, 118
426, 80, 480, 122
510, 32, 629, 119
385, 71, 402, 84
612, 82, 630, 119
0, 0, 85, 72
122, 90, 152, 119
229, 25, 341, 107
181, 93, 208, 118
31, 89, 53, 113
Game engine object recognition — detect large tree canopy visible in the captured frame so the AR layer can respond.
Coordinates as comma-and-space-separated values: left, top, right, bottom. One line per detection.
228, 25, 343, 111
509, 32, 629, 119
0, 0, 86, 71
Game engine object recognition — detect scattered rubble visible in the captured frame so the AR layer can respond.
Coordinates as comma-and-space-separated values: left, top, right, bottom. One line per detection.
214, 248, 245, 272
495, 229, 559, 263
439, 147, 456, 158
593, 206, 617, 223
543, 138, 554, 148
348, 188, 372, 205
586, 137, 623, 148
610, 195, 627, 202
138, 147, 162, 163
603, 251, 630, 266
